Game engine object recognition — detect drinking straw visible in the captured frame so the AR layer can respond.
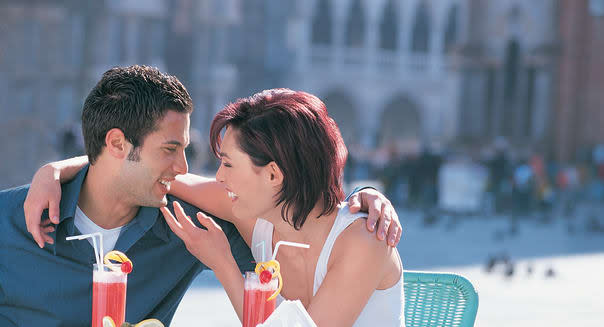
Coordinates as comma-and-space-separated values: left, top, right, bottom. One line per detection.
256, 241, 266, 262
272, 241, 310, 261
66, 232, 104, 269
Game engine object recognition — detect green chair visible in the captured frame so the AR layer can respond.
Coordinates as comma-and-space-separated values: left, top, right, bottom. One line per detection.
403, 271, 478, 327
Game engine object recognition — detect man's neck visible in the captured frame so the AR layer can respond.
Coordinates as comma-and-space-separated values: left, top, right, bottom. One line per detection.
78, 163, 139, 229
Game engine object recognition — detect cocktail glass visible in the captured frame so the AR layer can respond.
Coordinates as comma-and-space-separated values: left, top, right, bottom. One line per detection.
91, 263, 127, 327
242, 271, 278, 327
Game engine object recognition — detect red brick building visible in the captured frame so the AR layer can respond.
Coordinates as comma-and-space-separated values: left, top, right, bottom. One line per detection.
555, 0, 604, 161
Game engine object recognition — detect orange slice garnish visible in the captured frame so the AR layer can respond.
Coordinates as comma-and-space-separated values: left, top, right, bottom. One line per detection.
103, 250, 133, 274
255, 259, 283, 301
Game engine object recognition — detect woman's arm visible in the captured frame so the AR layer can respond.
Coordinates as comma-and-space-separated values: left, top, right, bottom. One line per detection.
171, 173, 234, 221
212, 256, 245, 321
24, 156, 89, 247
171, 173, 256, 244
160, 202, 245, 321
306, 220, 399, 326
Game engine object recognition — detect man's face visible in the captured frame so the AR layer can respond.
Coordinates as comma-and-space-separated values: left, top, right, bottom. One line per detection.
118, 110, 190, 207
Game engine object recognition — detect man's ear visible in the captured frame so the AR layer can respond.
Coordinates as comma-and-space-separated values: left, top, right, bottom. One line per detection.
105, 128, 130, 159
265, 161, 284, 186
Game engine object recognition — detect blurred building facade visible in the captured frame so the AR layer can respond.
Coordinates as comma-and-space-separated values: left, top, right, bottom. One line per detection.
281, 0, 467, 151
2, 0, 604, 188
555, 0, 604, 162
0, 0, 238, 187
1, 1, 89, 188
457, 0, 558, 153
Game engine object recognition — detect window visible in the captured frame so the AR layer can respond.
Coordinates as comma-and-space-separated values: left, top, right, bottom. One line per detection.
17, 84, 34, 114
70, 14, 84, 69
379, 0, 398, 50
312, 0, 332, 45
502, 39, 520, 137
411, 2, 430, 53
57, 84, 75, 126
485, 67, 496, 136
22, 19, 41, 68
118, 16, 129, 62
524, 67, 536, 138
444, 5, 459, 53
345, 0, 365, 48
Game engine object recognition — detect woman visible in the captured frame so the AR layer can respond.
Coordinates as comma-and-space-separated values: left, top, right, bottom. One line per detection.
161, 89, 403, 326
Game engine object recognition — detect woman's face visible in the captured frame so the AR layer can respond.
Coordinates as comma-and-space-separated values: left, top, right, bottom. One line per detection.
215, 127, 279, 220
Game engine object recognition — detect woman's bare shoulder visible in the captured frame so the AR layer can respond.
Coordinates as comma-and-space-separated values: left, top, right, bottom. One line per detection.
330, 218, 390, 267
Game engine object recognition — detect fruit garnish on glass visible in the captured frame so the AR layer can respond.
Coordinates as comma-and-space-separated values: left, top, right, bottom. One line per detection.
104, 250, 134, 274
254, 259, 282, 301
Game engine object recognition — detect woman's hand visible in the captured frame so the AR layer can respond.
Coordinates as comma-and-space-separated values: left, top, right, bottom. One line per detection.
24, 163, 62, 248
160, 201, 233, 271
161, 201, 246, 321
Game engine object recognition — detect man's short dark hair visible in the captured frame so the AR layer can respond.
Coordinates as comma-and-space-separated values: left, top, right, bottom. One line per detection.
82, 65, 193, 164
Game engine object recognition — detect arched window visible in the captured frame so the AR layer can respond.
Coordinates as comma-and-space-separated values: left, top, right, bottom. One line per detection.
345, 0, 365, 47
312, 0, 332, 45
378, 96, 421, 146
502, 39, 521, 136
411, 1, 430, 53
443, 4, 459, 53
379, 0, 398, 50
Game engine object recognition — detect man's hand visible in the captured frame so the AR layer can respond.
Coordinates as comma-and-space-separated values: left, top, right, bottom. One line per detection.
347, 188, 402, 247
23, 164, 61, 248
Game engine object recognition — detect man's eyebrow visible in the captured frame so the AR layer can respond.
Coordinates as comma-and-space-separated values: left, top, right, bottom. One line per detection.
219, 152, 230, 158
163, 140, 185, 147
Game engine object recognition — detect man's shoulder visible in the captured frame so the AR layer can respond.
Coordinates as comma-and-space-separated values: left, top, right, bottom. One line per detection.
0, 184, 29, 210
0, 184, 30, 231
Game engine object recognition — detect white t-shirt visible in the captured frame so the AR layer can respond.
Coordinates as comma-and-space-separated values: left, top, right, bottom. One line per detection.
74, 206, 123, 255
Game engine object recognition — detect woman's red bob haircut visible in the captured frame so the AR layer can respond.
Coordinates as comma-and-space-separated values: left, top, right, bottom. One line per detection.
210, 88, 348, 229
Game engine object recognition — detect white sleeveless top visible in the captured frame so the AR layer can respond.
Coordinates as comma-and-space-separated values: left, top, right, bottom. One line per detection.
251, 203, 404, 326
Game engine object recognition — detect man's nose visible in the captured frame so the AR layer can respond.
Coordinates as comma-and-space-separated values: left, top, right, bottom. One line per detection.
174, 149, 188, 175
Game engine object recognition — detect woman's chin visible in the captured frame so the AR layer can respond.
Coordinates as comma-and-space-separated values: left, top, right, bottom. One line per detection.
232, 205, 261, 221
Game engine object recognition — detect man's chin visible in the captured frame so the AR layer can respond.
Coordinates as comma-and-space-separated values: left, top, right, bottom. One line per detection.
141, 195, 168, 208
158, 195, 168, 207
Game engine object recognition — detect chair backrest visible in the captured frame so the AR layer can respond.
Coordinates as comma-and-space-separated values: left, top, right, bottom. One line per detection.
403, 271, 478, 327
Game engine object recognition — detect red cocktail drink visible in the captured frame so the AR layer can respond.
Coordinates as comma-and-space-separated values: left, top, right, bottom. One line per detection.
91, 264, 127, 327
243, 271, 278, 327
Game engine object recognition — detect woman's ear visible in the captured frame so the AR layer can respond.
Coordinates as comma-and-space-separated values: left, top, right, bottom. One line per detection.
266, 161, 284, 186
105, 128, 130, 159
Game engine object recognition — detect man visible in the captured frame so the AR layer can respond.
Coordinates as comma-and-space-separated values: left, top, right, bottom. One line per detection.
0, 65, 401, 326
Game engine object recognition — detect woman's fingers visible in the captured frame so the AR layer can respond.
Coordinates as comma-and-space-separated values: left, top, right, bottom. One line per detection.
160, 206, 186, 240
196, 212, 222, 232
172, 201, 187, 223
173, 201, 197, 229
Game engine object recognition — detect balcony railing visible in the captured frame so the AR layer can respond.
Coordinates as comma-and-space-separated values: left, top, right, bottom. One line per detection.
308, 46, 456, 75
